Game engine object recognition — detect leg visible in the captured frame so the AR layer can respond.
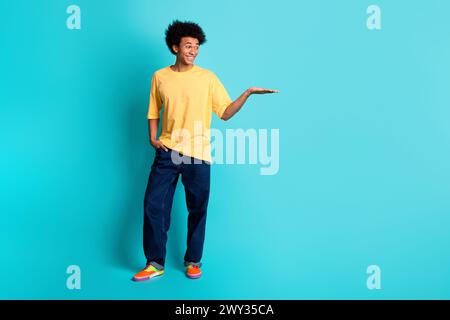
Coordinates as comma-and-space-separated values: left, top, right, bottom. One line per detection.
180, 158, 211, 264
143, 148, 180, 266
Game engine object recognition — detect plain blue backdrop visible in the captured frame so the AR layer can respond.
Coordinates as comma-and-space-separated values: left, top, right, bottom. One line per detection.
1, 0, 450, 299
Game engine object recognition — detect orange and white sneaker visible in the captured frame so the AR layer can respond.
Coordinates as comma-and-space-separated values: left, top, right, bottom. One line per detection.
185, 262, 202, 279
132, 263, 164, 282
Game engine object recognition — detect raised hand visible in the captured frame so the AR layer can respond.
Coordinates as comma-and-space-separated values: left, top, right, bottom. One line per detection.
221, 86, 280, 120
247, 87, 280, 95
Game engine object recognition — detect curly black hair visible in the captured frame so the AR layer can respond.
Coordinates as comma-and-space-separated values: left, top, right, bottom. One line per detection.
165, 20, 206, 55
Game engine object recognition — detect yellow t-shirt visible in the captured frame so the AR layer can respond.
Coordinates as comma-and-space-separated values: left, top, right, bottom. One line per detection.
147, 65, 232, 163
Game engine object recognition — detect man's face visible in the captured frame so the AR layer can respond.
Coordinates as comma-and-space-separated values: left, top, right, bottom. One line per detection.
173, 36, 199, 65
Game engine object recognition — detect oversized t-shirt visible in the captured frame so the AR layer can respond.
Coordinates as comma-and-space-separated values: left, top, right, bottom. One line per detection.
147, 65, 232, 163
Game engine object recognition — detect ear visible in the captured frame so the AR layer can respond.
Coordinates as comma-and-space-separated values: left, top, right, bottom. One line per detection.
172, 44, 179, 54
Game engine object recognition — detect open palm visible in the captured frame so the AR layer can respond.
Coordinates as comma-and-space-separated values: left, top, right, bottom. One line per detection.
248, 87, 279, 94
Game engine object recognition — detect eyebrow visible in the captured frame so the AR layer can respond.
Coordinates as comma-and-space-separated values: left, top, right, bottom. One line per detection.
185, 42, 199, 45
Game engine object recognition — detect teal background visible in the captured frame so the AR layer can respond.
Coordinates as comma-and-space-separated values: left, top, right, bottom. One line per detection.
1, 0, 450, 299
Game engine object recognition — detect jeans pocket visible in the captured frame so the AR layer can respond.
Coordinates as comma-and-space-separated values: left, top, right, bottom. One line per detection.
154, 148, 163, 159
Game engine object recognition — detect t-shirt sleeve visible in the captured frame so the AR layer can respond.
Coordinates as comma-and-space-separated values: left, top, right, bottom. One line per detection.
211, 73, 232, 119
147, 73, 163, 119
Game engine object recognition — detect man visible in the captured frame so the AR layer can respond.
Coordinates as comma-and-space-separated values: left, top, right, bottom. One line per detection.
133, 20, 278, 281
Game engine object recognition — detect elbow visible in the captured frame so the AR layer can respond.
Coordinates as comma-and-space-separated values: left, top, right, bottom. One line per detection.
221, 104, 233, 121
221, 112, 230, 121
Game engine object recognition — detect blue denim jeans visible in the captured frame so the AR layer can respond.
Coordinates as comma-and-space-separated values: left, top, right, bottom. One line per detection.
143, 147, 210, 268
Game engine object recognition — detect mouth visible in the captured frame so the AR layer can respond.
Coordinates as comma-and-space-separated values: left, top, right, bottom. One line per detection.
185, 55, 195, 61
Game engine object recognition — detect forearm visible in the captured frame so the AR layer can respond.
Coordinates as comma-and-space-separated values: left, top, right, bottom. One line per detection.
221, 89, 252, 121
148, 118, 159, 143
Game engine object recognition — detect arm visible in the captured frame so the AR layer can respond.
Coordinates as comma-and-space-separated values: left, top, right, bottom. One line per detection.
221, 89, 251, 121
148, 118, 168, 151
221, 87, 279, 121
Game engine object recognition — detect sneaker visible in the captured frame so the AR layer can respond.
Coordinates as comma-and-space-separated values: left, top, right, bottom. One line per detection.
185, 263, 202, 279
132, 264, 164, 282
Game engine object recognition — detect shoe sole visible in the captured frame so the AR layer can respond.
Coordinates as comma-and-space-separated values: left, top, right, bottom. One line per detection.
186, 273, 202, 279
132, 271, 164, 282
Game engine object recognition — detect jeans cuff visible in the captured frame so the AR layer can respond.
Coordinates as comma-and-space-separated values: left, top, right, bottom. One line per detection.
184, 261, 202, 268
147, 261, 164, 270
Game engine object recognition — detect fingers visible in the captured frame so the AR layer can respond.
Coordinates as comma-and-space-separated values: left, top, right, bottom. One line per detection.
257, 90, 279, 94
157, 141, 168, 151
253, 88, 280, 94
153, 140, 169, 152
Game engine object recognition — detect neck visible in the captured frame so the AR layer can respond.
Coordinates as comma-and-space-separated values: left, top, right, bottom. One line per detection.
170, 60, 194, 72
